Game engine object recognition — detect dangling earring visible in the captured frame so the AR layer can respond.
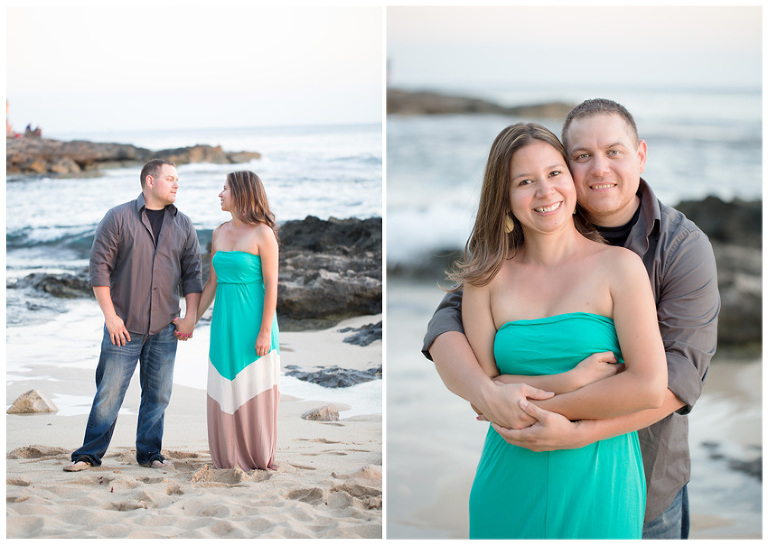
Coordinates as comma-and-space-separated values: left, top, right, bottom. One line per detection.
504, 213, 515, 234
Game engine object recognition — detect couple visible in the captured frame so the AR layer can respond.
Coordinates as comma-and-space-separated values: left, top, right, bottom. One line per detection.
424, 99, 720, 539
64, 161, 280, 473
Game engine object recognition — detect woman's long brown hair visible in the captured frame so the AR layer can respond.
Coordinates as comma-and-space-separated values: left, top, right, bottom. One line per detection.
226, 171, 279, 240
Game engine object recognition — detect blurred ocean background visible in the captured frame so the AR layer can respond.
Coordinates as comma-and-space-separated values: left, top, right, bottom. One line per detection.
387, 86, 761, 268
6, 122, 382, 416
386, 86, 762, 538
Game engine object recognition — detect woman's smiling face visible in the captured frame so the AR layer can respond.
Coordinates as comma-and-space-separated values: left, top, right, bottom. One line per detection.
508, 139, 576, 234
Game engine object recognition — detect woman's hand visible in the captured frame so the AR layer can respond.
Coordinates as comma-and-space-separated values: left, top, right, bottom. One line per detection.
475, 382, 555, 429
172, 316, 195, 341
570, 351, 623, 390
255, 331, 271, 357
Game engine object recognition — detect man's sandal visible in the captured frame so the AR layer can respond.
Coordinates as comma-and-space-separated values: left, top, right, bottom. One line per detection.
63, 460, 91, 472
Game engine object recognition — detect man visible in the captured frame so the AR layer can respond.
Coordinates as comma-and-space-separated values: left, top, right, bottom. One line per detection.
64, 159, 202, 471
422, 99, 720, 539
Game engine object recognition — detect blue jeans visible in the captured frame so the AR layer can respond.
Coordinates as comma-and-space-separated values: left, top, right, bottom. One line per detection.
643, 484, 690, 539
72, 323, 177, 466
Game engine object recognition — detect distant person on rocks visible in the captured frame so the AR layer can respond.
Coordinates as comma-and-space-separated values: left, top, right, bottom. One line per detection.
423, 98, 720, 539
23, 123, 41, 138
64, 159, 202, 472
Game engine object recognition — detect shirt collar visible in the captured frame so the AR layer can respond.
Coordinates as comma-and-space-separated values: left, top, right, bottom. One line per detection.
135, 193, 178, 216
626, 178, 661, 254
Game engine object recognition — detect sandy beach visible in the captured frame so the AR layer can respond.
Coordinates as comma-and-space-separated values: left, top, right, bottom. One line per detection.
6, 315, 382, 539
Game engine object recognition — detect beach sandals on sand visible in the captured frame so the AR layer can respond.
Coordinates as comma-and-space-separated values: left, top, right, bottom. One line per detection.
63, 459, 173, 471
63, 460, 91, 472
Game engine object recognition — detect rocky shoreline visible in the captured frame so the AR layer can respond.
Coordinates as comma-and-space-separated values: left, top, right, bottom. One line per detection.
389, 196, 762, 353
387, 88, 575, 118
6, 136, 261, 176
9, 216, 382, 331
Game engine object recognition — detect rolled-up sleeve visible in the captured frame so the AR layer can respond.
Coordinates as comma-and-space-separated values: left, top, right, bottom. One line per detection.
89, 209, 119, 288
657, 229, 720, 414
179, 220, 203, 296
421, 288, 465, 361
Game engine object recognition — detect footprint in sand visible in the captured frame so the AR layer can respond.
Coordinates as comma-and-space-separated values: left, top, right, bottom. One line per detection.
8, 445, 69, 459
104, 500, 150, 512
136, 476, 168, 485
285, 462, 317, 470
166, 484, 184, 495
287, 487, 326, 505
191, 464, 272, 485
7, 496, 30, 503
331, 483, 382, 510
332, 464, 382, 484
164, 450, 201, 459
103, 491, 157, 511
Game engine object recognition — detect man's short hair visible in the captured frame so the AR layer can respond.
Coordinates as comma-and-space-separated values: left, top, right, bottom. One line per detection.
140, 159, 175, 188
562, 98, 639, 152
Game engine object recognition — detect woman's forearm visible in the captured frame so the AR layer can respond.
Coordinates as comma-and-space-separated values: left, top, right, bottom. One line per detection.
196, 279, 217, 324
533, 366, 665, 421
494, 372, 577, 394
259, 283, 277, 335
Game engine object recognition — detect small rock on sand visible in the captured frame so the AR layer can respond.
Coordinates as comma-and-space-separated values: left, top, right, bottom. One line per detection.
7, 389, 59, 414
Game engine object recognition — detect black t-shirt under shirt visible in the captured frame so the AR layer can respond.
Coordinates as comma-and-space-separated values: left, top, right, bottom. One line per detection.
595, 204, 642, 248
144, 208, 165, 246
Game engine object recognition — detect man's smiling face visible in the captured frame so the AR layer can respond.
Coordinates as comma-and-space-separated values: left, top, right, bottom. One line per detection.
565, 113, 647, 227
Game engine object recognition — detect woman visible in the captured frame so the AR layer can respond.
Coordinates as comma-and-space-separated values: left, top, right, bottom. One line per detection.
449, 123, 667, 538
195, 170, 280, 470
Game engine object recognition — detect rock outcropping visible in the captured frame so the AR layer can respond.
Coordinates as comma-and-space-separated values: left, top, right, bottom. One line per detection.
276, 217, 382, 330
9, 216, 382, 331
675, 196, 762, 349
6, 137, 261, 175
387, 88, 575, 118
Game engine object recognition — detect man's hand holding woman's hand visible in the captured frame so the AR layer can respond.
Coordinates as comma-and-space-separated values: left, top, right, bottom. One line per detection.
492, 399, 588, 452
172, 316, 195, 341
473, 382, 555, 430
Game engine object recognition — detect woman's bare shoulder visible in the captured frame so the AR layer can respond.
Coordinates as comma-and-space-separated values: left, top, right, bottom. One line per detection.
212, 221, 231, 236
599, 244, 642, 268
253, 223, 277, 243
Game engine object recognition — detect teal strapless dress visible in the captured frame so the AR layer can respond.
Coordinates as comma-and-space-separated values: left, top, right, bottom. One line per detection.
469, 313, 645, 539
207, 251, 280, 470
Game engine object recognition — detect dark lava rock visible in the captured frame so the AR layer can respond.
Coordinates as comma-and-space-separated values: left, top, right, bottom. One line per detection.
284, 365, 382, 388
339, 321, 382, 346
676, 196, 761, 248
10, 270, 92, 298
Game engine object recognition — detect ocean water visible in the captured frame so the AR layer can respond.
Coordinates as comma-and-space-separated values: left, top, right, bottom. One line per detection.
387, 86, 762, 266
5, 122, 382, 415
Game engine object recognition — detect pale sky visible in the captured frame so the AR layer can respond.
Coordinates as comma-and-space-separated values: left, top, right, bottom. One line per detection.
387, 5, 762, 91
6, 5, 383, 134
